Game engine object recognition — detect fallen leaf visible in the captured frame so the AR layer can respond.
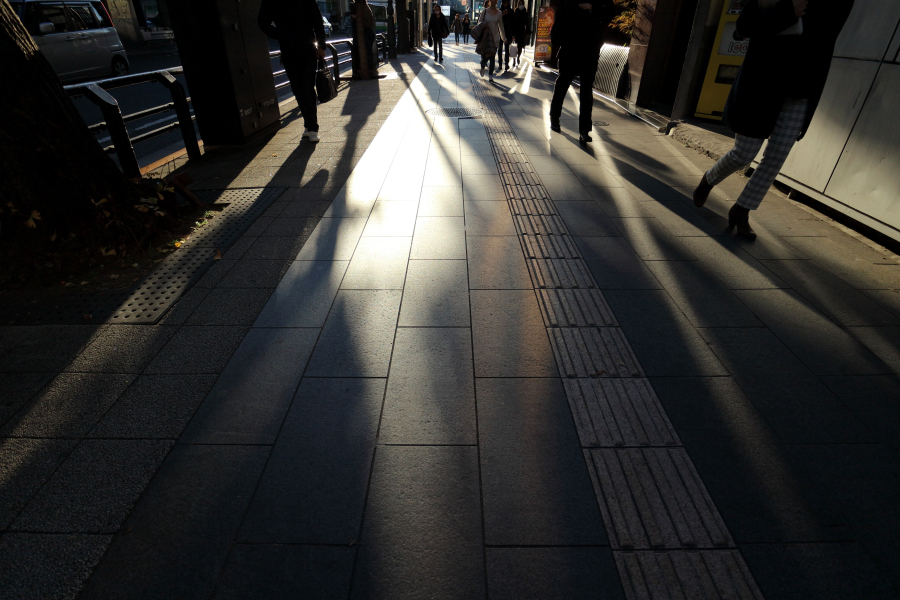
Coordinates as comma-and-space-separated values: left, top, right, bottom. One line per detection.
80, 281, 88, 285
132, 263, 138, 268
213, 250, 223, 260
174, 241, 182, 248
82, 314, 93, 321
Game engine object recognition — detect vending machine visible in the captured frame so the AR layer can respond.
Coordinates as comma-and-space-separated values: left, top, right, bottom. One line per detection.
694, 0, 749, 120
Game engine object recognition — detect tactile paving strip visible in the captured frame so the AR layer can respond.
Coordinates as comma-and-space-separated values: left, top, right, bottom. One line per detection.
616, 550, 765, 600
548, 327, 643, 378
425, 107, 485, 117
537, 289, 617, 327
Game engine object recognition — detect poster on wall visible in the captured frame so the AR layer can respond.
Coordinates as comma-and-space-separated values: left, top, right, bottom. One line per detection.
534, 6, 554, 62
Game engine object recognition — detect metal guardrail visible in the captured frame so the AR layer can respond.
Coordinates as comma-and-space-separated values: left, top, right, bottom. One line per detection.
66, 36, 392, 179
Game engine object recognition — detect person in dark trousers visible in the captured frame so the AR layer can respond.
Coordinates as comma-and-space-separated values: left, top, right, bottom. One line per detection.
427, 4, 448, 62
692, 0, 855, 239
453, 14, 463, 44
462, 13, 471, 43
548, 0, 613, 142
512, 0, 529, 66
497, 0, 514, 70
258, 0, 327, 142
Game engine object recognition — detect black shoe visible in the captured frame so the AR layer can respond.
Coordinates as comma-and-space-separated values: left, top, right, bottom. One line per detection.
579, 131, 592, 143
693, 173, 713, 207
727, 204, 757, 240
550, 119, 561, 133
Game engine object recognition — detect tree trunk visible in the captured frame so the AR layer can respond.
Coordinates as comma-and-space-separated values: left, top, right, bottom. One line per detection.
397, 0, 409, 53
0, 0, 133, 254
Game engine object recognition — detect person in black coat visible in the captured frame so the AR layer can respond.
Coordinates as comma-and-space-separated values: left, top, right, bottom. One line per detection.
462, 14, 471, 43
427, 4, 449, 62
512, 0, 529, 66
693, 0, 855, 239
258, 0, 327, 141
497, 0, 515, 70
548, 0, 614, 142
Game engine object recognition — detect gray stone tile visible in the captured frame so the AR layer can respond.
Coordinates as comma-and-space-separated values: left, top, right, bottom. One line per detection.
461, 154, 498, 175
341, 237, 411, 289
540, 175, 594, 201
398, 260, 470, 327
569, 162, 622, 187
321, 186, 379, 218
611, 217, 697, 261
471, 290, 557, 377
363, 201, 419, 237
419, 186, 464, 216
638, 196, 724, 237
678, 237, 788, 289
350, 446, 485, 600
761, 259, 900, 327
212, 545, 355, 600
0, 533, 110, 600
185, 288, 273, 326
555, 202, 621, 237
735, 289, 889, 376
144, 326, 249, 374
0, 373, 133, 438
261, 217, 318, 238
180, 328, 319, 444
464, 201, 517, 236
783, 235, 900, 289
698, 327, 873, 444
65, 325, 177, 374
0, 372, 54, 427
518, 139, 553, 156
652, 377, 851, 543
529, 155, 573, 175
380, 329, 475, 445
156, 286, 210, 326
244, 236, 310, 260
295, 217, 367, 261
194, 258, 236, 288
822, 375, 900, 449
466, 236, 533, 289
604, 290, 728, 376
478, 378, 606, 545
217, 259, 288, 288
742, 542, 898, 600
0, 325, 98, 373
78, 445, 269, 600
253, 261, 348, 328
644, 261, 763, 328
13, 439, 172, 533
463, 173, 506, 201
0, 438, 76, 530
486, 548, 624, 600
411, 217, 467, 259
849, 326, 900, 375
89, 374, 218, 439
305, 290, 402, 377
575, 237, 662, 289
864, 289, 900, 320
239, 378, 383, 544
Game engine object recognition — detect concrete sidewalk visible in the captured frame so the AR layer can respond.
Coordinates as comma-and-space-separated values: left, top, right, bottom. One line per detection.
2, 43, 900, 599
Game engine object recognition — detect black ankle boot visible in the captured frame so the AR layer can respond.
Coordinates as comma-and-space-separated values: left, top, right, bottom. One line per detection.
693, 173, 713, 207
727, 204, 757, 240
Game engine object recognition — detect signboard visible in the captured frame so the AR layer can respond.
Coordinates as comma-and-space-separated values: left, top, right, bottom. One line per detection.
717, 22, 749, 56
695, 0, 746, 119
534, 6, 554, 62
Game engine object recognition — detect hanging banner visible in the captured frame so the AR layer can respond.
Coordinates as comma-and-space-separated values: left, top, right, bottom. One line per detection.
534, 6, 554, 62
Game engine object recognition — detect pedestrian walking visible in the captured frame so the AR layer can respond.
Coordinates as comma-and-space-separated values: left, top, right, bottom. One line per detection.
475, 0, 506, 81
692, 0, 855, 239
258, 0, 327, 143
452, 14, 463, 45
427, 4, 449, 62
512, 0, 530, 65
462, 14, 471, 43
497, 0, 514, 70
548, 0, 614, 143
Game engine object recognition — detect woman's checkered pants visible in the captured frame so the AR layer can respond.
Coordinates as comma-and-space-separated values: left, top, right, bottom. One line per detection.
705, 98, 809, 210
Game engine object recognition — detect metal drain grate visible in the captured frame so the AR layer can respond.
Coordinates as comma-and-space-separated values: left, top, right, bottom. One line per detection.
0, 187, 285, 325
593, 121, 610, 126
426, 107, 485, 118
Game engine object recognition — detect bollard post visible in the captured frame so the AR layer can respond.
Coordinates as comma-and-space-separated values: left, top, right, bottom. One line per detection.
83, 83, 141, 179
156, 71, 201, 162
387, 0, 397, 58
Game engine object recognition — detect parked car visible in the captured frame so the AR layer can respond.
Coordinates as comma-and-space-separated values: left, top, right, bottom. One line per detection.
322, 15, 332, 37
10, 0, 129, 82
142, 18, 175, 44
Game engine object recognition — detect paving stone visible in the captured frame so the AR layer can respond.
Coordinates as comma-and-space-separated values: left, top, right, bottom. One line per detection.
586, 447, 733, 549
698, 327, 873, 444
822, 375, 900, 448
239, 378, 383, 544
78, 445, 269, 600
13, 439, 172, 533
380, 328, 475, 444
321, 186, 380, 217
609, 217, 698, 261
305, 290, 402, 377
0, 533, 110, 600
211, 545, 355, 600
644, 260, 763, 328
0, 438, 76, 530
527, 257, 596, 289
782, 235, 900, 289
615, 550, 764, 600
253, 261, 348, 328
471, 290, 558, 377
677, 237, 788, 289
514, 214, 569, 236
529, 155, 574, 175
521, 234, 581, 259
180, 328, 319, 444
464, 201, 517, 235
0, 325, 98, 373
185, 287, 274, 326
244, 235, 310, 260
603, 290, 727, 376
537, 289, 617, 327
88, 373, 218, 439
466, 236, 533, 289
156, 286, 211, 326
0, 372, 54, 428
554, 202, 621, 237
294, 217, 367, 261
144, 326, 249, 374
735, 289, 889, 376
398, 259, 470, 327
363, 201, 419, 237
411, 217, 467, 259
864, 289, 900, 320
350, 446, 484, 600
548, 327, 643, 378
569, 162, 622, 187
64, 325, 176, 374
341, 237, 411, 289
486, 547, 624, 600
419, 188, 464, 220
462, 173, 506, 200
651, 376, 852, 543
478, 378, 607, 545
575, 237, 662, 289
0, 372, 133, 439
194, 258, 236, 288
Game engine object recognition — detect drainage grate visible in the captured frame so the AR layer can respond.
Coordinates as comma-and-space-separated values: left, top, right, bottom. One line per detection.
0, 187, 285, 325
593, 121, 610, 127
426, 107, 485, 118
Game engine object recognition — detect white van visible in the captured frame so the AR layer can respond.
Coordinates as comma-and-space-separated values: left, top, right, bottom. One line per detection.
11, 0, 130, 82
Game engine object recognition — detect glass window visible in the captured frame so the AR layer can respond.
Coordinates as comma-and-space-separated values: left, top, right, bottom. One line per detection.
89, 2, 113, 27
371, 5, 387, 21
32, 3, 70, 34
67, 4, 97, 30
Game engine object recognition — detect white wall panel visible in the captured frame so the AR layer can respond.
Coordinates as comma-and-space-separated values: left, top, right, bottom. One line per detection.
833, 0, 900, 61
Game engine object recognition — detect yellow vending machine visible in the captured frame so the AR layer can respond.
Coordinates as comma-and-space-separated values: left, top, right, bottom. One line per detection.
695, 0, 749, 119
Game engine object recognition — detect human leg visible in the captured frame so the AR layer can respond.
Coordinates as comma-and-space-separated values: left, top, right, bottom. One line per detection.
693, 134, 762, 207
577, 62, 598, 137
549, 57, 576, 131
282, 50, 318, 133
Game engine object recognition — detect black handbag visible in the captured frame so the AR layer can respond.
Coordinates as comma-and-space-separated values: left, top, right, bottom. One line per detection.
315, 58, 337, 103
